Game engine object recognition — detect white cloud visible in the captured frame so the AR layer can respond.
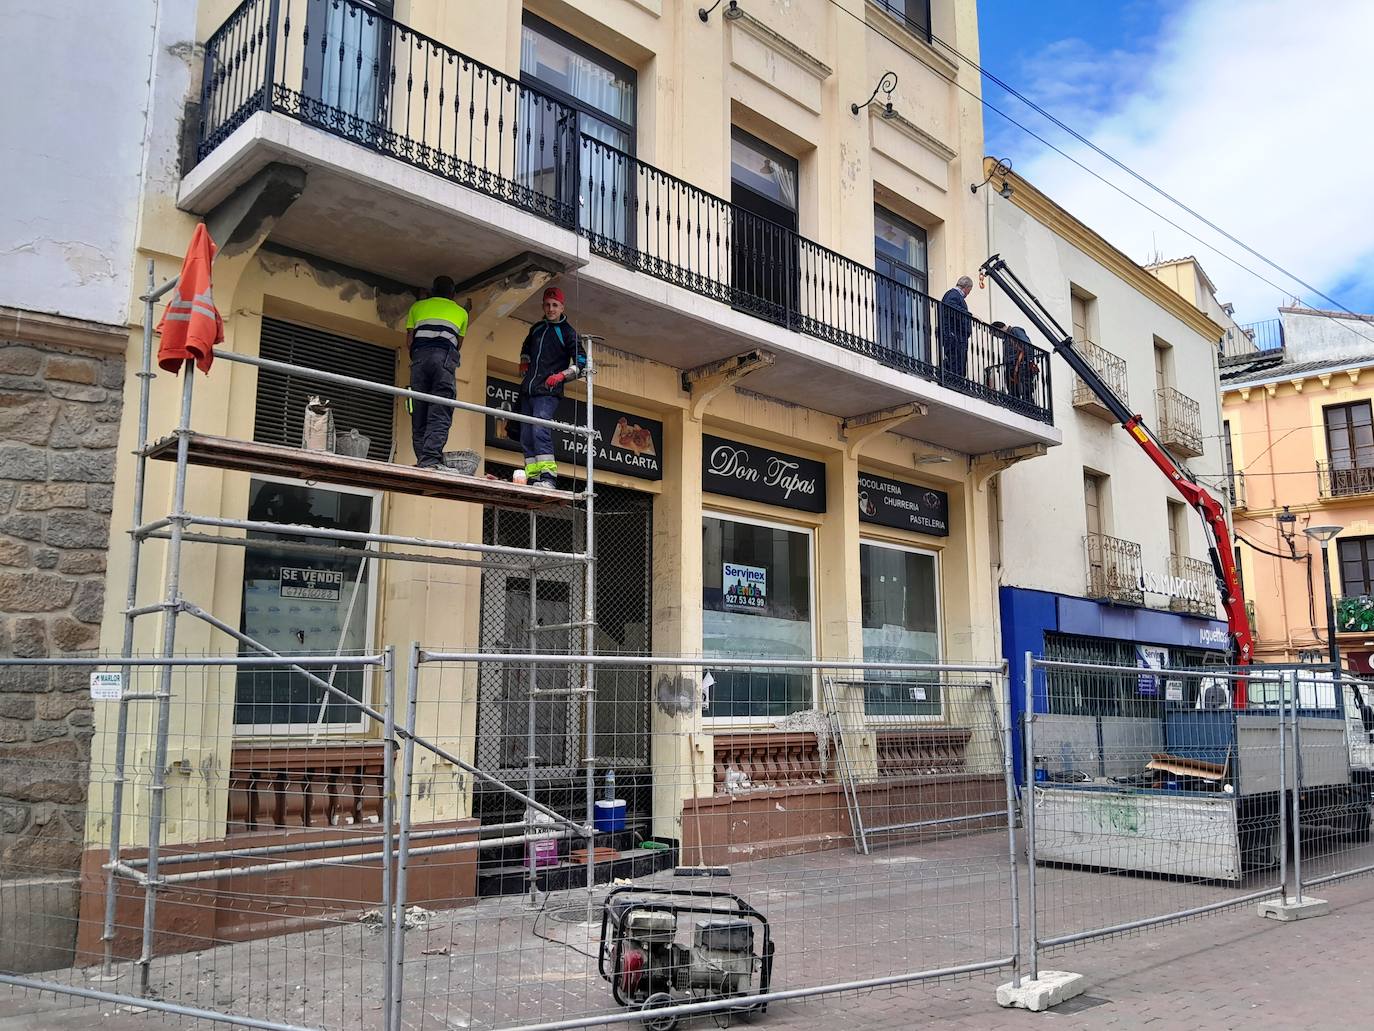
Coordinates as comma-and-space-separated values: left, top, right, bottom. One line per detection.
992, 0, 1374, 323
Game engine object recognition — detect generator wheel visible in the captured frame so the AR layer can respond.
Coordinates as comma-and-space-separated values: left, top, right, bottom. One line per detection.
640, 993, 677, 1031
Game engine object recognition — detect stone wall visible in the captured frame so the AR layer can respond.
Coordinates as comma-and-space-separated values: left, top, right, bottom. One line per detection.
0, 336, 123, 884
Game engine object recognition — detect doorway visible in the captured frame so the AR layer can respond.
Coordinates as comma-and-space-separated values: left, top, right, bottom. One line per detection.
730, 128, 799, 326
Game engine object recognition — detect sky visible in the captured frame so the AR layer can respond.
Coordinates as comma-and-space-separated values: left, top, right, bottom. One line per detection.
975, 0, 1374, 325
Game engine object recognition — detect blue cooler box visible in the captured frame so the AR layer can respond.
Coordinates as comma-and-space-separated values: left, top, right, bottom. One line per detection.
594, 799, 627, 833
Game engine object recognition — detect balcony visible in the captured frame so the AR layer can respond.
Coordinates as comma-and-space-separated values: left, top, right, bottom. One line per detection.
1155, 387, 1204, 458
1085, 533, 1144, 606
1071, 339, 1128, 422
184, 0, 1056, 453
1317, 461, 1374, 501
1167, 554, 1217, 617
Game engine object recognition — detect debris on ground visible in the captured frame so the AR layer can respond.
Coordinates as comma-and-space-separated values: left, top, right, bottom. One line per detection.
358, 905, 433, 931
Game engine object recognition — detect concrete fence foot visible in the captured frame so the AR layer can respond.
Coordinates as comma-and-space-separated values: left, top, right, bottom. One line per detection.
1257, 896, 1330, 921
996, 971, 1087, 1011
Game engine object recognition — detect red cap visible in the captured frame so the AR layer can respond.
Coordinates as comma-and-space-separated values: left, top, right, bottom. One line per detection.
543, 287, 565, 304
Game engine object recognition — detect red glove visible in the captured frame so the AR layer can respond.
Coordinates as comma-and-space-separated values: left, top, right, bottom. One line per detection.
544, 372, 565, 388
519, 359, 529, 376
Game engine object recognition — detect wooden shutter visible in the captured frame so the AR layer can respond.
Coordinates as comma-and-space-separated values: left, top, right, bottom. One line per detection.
254, 318, 397, 462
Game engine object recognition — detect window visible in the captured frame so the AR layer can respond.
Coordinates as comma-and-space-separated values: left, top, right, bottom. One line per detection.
1223, 419, 1236, 496
702, 514, 813, 720
871, 0, 931, 40
1043, 633, 1161, 718
730, 128, 799, 325
520, 14, 636, 238
1153, 341, 1169, 394
304, 0, 394, 128
1070, 291, 1091, 342
235, 478, 378, 732
1339, 536, 1374, 597
1167, 500, 1186, 557
1325, 401, 1374, 471
1084, 472, 1105, 537
874, 205, 929, 364
254, 318, 396, 462
860, 541, 941, 717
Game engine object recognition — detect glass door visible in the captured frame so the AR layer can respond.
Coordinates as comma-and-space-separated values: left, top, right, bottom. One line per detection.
303, 0, 394, 138
730, 129, 799, 327
874, 205, 929, 365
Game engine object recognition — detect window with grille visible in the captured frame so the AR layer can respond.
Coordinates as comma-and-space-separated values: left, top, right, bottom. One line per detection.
1042, 633, 1161, 718
253, 318, 397, 462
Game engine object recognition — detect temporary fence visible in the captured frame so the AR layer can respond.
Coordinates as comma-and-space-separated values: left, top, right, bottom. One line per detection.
0, 653, 1020, 1031
1020, 656, 1374, 979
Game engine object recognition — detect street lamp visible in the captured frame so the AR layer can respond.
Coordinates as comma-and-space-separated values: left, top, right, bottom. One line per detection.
1305, 524, 1343, 669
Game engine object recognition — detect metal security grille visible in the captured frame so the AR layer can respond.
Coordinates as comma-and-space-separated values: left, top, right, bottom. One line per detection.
1043, 632, 1160, 718
254, 318, 397, 461
475, 478, 653, 834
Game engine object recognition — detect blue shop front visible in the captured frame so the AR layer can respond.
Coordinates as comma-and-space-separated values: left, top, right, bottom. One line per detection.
1000, 586, 1230, 783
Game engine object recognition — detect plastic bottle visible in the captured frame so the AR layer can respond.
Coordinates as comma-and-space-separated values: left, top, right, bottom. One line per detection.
604, 768, 616, 801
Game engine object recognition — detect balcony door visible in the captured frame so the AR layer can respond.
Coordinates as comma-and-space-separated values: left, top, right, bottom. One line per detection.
303, 0, 393, 137
874, 205, 929, 366
520, 14, 636, 241
730, 129, 799, 326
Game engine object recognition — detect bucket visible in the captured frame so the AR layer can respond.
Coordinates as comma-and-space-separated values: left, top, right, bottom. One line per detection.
526, 836, 559, 869
335, 428, 371, 459
441, 449, 480, 476
594, 798, 627, 833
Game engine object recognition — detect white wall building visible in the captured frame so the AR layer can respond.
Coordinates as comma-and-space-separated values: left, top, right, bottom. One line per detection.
976, 163, 1234, 711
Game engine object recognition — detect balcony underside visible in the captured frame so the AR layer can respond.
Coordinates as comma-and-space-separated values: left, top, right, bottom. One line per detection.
182, 113, 1059, 455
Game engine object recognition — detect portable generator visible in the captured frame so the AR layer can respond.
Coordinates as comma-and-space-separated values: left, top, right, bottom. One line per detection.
599, 886, 775, 1029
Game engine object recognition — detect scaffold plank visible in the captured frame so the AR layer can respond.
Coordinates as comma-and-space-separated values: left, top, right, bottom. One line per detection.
144, 433, 573, 509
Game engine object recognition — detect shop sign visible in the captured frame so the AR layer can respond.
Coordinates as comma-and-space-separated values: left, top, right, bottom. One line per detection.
702, 435, 826, 512
1136, 644, 1168, 697
1199, 627, 1228, 647
857, 472, 949, 537
484, 377, 663, 480
1138, 568, 1208, 604
280, 567, 343, 601
722, 562, 768, 613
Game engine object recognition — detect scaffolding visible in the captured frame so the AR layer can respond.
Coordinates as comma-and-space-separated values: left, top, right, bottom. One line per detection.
100, 262, 604, 1025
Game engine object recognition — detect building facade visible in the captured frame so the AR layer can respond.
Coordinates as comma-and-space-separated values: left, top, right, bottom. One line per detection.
976, 164, 1233, 738
54, 0, 1069, 953
1221, 307, 1374, 669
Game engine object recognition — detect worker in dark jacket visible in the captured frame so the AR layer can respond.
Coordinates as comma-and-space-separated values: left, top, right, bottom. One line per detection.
938, 275, 974, 382
518, 287, 586, 487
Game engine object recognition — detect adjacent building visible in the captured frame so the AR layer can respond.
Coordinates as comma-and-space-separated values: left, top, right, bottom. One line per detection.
1220, 307, 1374, 669
977, 164, 1233, 732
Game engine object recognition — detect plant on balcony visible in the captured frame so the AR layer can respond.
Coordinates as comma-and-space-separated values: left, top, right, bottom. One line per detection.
1338, 595, 1374, 633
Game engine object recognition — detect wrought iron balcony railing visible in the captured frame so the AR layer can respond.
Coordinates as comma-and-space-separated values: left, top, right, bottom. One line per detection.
1155, 387, 1204, 457
198, 0, 1053, 425
1070, 339, 1128, 421
1167, 553, 1216, 617
1085, 532, 1144, 606
1317, 461, 1374, 500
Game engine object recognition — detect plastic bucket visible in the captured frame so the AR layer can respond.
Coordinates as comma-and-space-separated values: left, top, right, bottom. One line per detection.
594, 799, 627, 833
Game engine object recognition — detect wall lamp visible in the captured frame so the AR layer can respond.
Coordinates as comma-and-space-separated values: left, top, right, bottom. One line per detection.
971, 158, 1014, 198
851, 72, 898, 118
699, 0, 743, 21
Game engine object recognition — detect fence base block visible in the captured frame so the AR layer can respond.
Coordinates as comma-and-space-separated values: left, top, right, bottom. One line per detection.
996, 971, 1087, 1011
1257, 896, 1330, 921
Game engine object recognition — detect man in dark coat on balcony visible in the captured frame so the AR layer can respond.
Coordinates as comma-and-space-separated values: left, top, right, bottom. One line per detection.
939, 275, 974, 383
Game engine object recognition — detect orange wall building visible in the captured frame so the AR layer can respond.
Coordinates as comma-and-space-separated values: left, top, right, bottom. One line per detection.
1221, 308, 1374, 672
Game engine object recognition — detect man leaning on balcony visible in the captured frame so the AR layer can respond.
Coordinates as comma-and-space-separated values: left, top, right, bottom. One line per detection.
939, 275, 974, 382
405, 275, 469, 469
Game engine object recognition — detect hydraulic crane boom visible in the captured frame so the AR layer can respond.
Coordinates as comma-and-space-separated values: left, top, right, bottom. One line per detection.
979, 254, 1254, 701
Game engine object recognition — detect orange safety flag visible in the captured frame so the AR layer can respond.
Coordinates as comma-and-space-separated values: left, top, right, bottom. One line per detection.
156, 223, 222, 374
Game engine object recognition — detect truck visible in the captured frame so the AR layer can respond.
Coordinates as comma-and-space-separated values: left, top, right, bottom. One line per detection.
980, 254, 1373, 879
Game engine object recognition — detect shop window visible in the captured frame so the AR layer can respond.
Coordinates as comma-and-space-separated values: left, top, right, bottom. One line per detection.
254, 318, 396, 462
1042, 633, 1161, 718
859, 541, 941, 718
234, 477, 377, 732
702, 514, 813, 720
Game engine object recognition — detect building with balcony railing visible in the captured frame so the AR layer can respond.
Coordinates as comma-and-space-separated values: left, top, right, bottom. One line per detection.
1221, 304, 1374, 664
995, 168, 1232, 699
36, 0, 1077, 952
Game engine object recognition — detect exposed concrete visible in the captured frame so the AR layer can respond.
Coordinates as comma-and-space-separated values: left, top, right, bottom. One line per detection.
205, 162, 307, 258
996, 970, 1088, 1011
1257, 895, 1331, 921
0, 877, 77, 973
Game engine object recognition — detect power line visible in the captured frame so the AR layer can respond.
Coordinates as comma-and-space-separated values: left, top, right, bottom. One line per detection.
820, 0, 1374, 351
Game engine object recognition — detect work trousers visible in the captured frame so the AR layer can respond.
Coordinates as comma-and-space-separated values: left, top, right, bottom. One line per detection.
409, 346, 457, 467
519, 393, 560, 481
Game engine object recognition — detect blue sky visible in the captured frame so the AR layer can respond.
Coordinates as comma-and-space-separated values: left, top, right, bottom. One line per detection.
974, 0, 1374, 325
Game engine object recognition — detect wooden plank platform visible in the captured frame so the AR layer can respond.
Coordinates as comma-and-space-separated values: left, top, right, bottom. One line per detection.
144, 433, 573, 510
